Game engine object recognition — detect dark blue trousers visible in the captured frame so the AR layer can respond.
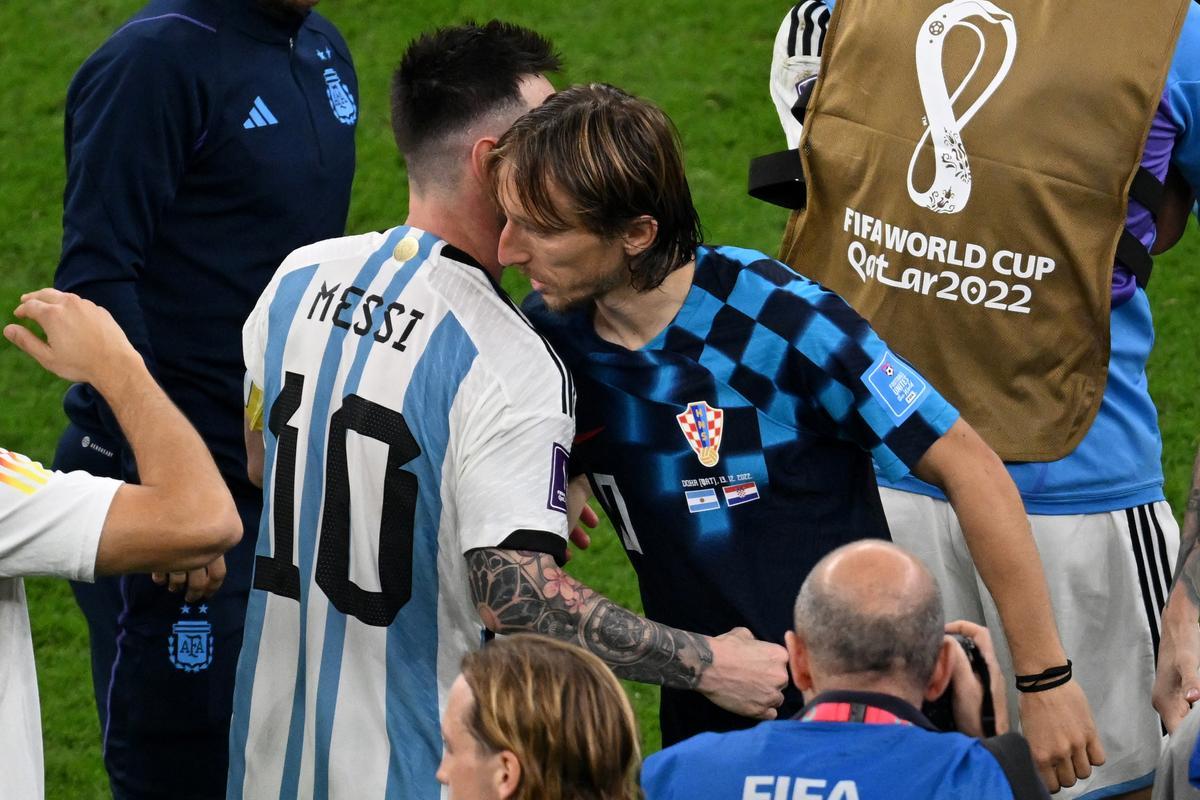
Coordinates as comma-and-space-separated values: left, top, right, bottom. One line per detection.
57, 423, 262, 799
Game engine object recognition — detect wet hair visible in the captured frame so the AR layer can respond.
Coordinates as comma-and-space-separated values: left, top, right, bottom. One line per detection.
391, 20, 561, 184
488, 83, 703, 291
459, 635, 643, 800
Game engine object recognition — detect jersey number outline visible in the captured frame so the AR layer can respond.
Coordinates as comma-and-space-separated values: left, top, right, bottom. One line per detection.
254, 372, 420, 627
592, 473, 643, 554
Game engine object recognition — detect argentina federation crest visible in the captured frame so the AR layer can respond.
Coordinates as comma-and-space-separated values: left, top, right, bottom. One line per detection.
676, 401, 724, 467
323, 67, 357, 125
169, 619, 214, 673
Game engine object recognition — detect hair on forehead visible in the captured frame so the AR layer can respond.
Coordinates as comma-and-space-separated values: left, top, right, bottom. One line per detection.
488, 83, 703, 291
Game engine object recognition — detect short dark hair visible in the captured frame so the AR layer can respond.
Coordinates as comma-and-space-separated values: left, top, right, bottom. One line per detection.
488, 83, 703, 292
391, 20, 561, 181
794, 560, 944, 691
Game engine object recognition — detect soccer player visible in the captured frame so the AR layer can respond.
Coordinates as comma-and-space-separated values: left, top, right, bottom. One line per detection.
492, 83, 1101, 785
229, 23, 787, 799
0, 288, 240, 798
52, 0, 357, 793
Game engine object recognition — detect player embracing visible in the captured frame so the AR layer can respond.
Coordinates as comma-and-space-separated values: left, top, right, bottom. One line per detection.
228, 22, 788, 800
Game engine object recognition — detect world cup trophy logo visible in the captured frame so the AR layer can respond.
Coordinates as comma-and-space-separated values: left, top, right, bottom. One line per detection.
908, 0, 1017, 214
676, 401, 724, 467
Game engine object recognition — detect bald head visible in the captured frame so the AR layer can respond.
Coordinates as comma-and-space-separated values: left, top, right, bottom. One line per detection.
794, 540, 943, 692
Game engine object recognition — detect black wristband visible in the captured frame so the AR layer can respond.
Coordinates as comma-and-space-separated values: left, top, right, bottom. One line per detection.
1015, 660, 1072, 693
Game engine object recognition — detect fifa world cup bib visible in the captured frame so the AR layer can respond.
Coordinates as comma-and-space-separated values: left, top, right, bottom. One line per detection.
780, 0, 1188, 460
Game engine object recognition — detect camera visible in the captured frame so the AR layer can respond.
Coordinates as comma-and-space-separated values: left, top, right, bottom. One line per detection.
921, 633, 997, 737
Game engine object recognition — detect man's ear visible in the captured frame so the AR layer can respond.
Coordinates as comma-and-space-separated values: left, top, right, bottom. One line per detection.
785, 630, 814, 693
622, 215, 659, 258
924, 637, 955, 702
496, 750, 522, 799
470, 137, 499, 186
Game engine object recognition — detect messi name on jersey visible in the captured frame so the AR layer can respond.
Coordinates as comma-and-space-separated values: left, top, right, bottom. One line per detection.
306, 280, 426, 351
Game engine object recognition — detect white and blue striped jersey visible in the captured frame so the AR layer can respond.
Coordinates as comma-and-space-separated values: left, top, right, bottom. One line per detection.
230, 226, 574, 800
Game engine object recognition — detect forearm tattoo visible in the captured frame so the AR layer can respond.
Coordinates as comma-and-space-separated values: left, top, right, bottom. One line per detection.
1171, 445, 1200, 606
466, 548, 713, 689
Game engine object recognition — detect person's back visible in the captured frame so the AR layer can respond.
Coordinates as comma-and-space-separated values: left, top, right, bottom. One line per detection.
643, 712, 1017, 799
230, 226, 572, 797
642, 540, 1048, 800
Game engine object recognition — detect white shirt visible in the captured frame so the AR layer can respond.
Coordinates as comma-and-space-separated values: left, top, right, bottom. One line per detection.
0, 448, 120, 799
230, 227, 573, 800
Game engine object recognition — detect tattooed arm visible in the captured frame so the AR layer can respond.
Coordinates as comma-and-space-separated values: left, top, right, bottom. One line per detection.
1154, 445, 1200, 732
466, 547, 789, 717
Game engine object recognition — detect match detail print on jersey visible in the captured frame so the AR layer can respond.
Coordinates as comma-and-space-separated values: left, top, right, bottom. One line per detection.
909, 0, 1016, 214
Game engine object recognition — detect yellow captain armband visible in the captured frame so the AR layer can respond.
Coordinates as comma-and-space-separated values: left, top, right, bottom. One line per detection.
245, 381, 265, 433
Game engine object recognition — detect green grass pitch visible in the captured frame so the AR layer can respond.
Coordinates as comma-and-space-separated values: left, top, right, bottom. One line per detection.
1, 1, 1197, 795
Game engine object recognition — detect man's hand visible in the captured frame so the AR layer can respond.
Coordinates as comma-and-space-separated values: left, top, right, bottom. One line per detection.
152, 556, 227, 602
565, 475, 598, 558
4, 288, 141, 391
944, 620, 1009, 737
1018, 680, 1105, 793
1154, 592, 1200, 732
698, 627, 789, 720
1155, 446, 1200, 732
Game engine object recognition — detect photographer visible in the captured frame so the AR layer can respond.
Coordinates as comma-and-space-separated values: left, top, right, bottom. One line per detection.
641, 541, 1048, 799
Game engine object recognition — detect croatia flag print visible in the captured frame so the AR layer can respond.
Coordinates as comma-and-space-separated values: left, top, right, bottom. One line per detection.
722, 481, 760, 507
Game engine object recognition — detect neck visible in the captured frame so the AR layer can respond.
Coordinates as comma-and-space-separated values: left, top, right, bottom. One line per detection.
406, 189, 502, 282
810, 673, 924, 709
593, 261, 695, 350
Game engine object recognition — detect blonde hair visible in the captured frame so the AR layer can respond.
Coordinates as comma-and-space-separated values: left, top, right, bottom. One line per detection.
460, 634, 643, 800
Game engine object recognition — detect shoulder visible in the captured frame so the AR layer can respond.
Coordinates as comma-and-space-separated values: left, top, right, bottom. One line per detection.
102, 0, 219, 56
642, 725, 784, 796
254, 230, 392, 313
697, 244, 833, 305
697, 244, 868, 342
278, 230, 390, 274
302, 10, 353, 63
1168, 4, 1200, 116
74, 0, 219, 90
429, 256, 573, 416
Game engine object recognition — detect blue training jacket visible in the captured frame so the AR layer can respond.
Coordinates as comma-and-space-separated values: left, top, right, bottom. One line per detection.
55, 0, 357, 500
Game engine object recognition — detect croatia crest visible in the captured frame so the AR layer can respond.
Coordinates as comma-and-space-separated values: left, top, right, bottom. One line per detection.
676, 401, 724, 467
323, 67, 357, 125
169, 619, 214, 673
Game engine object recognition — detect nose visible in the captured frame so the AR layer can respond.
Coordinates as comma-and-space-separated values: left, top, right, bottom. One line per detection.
497, 220, 527, 269
435, 756, 448, 786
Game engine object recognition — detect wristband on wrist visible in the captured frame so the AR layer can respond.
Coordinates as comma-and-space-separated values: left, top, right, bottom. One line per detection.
1015, 660, 1072, 693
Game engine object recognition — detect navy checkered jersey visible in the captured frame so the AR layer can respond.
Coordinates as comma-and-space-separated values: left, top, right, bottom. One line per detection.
523, 245, 958, 743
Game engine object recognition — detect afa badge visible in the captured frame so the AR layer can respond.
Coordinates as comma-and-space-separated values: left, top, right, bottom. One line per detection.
676, 401, 724, 467
168, 606, 213, 673
323, 67, 357, 125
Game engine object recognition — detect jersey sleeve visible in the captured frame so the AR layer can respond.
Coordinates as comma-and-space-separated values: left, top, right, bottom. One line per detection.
770, 1, 830, 148
1168, 3, 1200, 213
242, 278, 275, 431
748, 263, 959, 480
55, 34, 207, 424
0, 449, 121, 581
451, 364, 574, 563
